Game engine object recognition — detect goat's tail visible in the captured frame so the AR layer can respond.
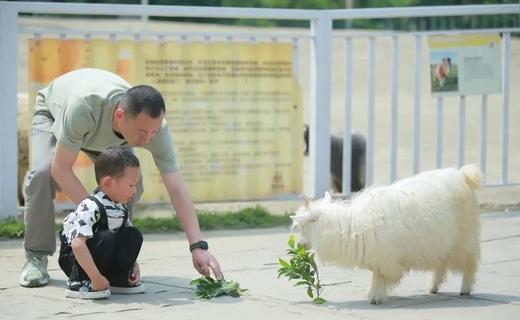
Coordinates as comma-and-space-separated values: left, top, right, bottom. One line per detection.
460, 164, 483, 191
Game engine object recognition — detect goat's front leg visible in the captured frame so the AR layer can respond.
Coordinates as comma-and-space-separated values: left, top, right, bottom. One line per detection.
369, 272, 388, 305
428, 264, 447, 294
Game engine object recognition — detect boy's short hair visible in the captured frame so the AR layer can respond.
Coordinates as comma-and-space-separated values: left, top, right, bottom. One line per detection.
95, 145, 140, 183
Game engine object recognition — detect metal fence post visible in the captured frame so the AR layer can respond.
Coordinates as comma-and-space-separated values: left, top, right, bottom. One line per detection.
141, 0, 148, 23
309, 15, 332, 198
502, 32, 511, 184
412, 34, 422, 175
342, 37, 353, 195
0, 3, 19, 218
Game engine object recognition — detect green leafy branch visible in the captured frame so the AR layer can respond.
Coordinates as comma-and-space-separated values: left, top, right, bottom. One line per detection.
190, 276, 247, 299
277, 234, 326, 304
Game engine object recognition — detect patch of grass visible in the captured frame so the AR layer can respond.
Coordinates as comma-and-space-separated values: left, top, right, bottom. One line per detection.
0, 206, 291, 239
0, 218, 24, 239
133, 206, 290, 232
197, 206, 290, 230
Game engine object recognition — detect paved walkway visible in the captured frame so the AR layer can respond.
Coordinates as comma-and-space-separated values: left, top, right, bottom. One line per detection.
1, 211, 519, 320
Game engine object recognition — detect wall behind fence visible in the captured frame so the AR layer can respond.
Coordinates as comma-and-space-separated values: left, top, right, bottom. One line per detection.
28, 36, 303, 203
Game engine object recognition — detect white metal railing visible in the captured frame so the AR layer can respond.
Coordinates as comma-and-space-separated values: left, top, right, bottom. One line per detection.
335, 28, 518, 193
1, 2, 519, 218
334, 28, 519, 194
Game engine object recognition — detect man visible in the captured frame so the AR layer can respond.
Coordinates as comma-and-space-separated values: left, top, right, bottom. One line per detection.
20, 68, 222, 287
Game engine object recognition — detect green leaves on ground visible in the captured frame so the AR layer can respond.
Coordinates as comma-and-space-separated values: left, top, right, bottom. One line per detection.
190, 276, 247, 299
277, 234, 326, 304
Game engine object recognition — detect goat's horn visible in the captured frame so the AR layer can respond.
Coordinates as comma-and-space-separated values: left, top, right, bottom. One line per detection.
300, 194, 312, 207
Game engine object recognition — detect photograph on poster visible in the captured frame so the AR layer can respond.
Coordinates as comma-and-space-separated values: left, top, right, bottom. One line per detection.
430, 51, 459, 93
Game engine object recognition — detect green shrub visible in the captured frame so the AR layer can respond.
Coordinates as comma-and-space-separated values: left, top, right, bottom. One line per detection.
0, 206, 290, 239
0, 218, 24, 239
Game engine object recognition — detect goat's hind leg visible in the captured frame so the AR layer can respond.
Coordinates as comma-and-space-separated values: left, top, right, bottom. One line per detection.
460, 256, 478, 295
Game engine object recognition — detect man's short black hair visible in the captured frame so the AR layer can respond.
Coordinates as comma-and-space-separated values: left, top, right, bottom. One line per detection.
95, 145, 140, 183
120, 85, 165, 118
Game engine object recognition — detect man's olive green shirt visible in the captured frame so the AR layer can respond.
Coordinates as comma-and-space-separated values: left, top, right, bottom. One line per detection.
35, 68, 178, 172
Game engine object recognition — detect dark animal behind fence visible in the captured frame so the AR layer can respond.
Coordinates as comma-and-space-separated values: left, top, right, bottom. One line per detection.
304, 125, 366, 193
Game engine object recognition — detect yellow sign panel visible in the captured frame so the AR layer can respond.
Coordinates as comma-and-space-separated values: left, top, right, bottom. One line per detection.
427, 34, 501, 49
29, 38, 303, 203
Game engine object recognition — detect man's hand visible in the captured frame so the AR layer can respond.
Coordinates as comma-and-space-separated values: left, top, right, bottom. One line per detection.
192, 249, 223, 280
129, 261, 141, 285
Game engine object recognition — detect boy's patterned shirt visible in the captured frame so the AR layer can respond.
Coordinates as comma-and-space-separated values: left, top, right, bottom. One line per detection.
62, 189, 131, 244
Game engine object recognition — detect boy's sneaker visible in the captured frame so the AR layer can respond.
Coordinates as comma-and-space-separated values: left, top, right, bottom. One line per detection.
65, 280, 111, 299
19, 255, 50, 287
111, 282, 145, 294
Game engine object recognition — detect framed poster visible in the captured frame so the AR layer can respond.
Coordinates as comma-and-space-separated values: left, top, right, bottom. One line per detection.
428, 34, 501, 97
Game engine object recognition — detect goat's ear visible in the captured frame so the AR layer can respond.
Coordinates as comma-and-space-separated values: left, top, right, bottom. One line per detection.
300, 194, 313, 207
324, 191, 332, 202
290, 214, 301, 229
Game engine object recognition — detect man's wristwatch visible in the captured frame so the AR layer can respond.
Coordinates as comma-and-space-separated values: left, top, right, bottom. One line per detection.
189, 240, 209, 252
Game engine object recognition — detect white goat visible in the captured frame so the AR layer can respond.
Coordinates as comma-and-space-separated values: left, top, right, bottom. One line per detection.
292, 164, 482, 304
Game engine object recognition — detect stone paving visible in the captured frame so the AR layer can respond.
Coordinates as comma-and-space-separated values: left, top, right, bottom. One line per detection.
1, 211, 519, 319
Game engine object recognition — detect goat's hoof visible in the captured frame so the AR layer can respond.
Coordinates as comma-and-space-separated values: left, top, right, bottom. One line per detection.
460, 291, 471, 296
429, 287, 439, 294
370, 297, 383, 305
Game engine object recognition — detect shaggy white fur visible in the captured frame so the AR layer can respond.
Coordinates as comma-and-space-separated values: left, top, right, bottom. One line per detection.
292, 164, 482, 304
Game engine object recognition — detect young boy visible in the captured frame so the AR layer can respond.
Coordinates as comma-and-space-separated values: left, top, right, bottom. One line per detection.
59, 145, 144, 299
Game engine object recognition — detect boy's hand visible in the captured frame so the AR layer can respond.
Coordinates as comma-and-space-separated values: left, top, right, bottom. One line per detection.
91, 274, 110, 291
129, 262, 141, 285
70, 236, 109, 291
